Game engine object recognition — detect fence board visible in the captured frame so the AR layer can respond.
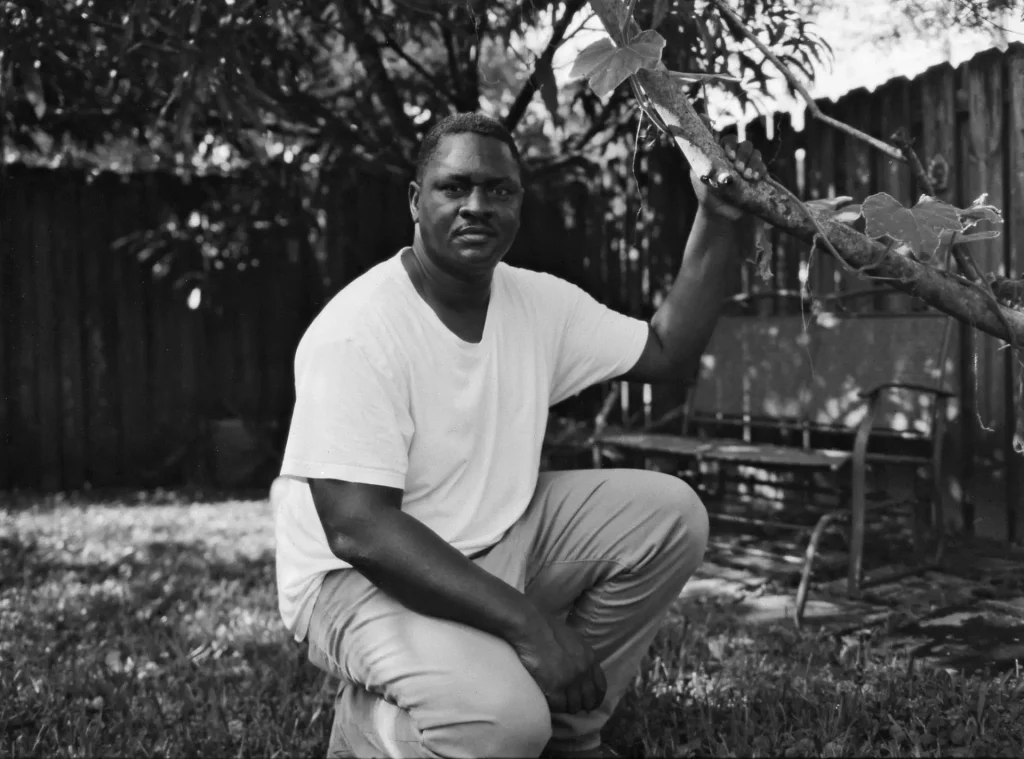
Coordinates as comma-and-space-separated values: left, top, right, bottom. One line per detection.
744, 115, 773, 314
806, 100, 839, 299
773, 112, 802, 310
13, 175, 38, 486
839, 89, 875, 310
31, 174, 61, 490
964, 52, 1007, 443
80, 175, 121, 486
0, 169, 10, 488
53, 176, 86, 488
109, 180, 149, 482
1004, 49, 1024, 540
876, 77, 915, 311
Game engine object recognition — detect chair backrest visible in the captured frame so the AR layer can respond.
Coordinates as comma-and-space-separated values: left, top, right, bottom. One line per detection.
804, 313, 958, 436
687, 315, 819, 426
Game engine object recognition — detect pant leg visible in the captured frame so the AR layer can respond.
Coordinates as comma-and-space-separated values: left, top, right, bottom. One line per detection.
515, 468, 709, 752
306, 565, 552, 759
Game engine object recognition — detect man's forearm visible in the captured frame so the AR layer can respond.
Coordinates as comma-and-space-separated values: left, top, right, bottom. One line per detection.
331, 504, 541, 644
649, 206, 751, 377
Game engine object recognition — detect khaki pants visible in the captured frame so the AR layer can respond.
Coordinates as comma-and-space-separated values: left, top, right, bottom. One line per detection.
305, 468, 709, 758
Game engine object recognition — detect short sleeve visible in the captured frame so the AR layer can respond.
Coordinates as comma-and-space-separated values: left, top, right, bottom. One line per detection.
549, 280, 650, 406
280, 338, 411, 489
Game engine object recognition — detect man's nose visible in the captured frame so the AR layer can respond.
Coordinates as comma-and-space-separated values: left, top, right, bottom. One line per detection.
459, 187, 493, 216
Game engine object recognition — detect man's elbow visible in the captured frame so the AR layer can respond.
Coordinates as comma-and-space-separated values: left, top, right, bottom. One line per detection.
308, 478, 397, 565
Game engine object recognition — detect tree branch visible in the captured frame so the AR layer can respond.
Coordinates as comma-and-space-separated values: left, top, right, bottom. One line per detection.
502, 0, 588, 133
584, 0, 1024, 348
706, 0, 905, 163
334, 1, 419, 157
364, 6, 456, 106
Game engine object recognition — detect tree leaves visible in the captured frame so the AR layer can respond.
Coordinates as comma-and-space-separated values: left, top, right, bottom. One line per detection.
862, 192, 963, 260
819, 192, 1004, 261
570, 30, 666, 98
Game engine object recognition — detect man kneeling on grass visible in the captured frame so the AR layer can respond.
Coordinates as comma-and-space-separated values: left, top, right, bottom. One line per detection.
272, 112, 765, 758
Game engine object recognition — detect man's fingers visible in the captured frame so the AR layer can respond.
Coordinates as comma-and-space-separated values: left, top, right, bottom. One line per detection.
577, 673, 600, 712
547, 691, 569, 714
732, 141, 755, 173
718, 136, 766, 181
564, 684, 584, 715
592, 663, 608, 706
720, 133, 738, 159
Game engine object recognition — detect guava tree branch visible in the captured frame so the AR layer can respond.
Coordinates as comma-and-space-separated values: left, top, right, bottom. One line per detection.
585, 0, 1024, 347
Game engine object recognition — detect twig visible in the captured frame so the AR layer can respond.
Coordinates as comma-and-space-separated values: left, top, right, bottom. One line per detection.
891, 128, 935, 195
707, 0, 905, 163
365, 7, 455, 104
947, 238, 1018, 349
623, 0, 639, 37
502, 0, 587, 132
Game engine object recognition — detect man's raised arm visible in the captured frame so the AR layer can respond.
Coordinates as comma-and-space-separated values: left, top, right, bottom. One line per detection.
619, 137, 765, 384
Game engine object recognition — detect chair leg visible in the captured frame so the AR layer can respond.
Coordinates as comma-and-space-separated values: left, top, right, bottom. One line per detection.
929, 462, 946, 566
849, 461, 867, 595
794, 510, 847, 628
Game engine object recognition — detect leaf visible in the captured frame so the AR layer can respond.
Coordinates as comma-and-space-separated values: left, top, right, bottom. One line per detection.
833, 205, 863, 225
190, 0, 204, 35
535, 58, 563, 128
956, 230, 1001, 245
862, 192, 962, 259
23, 65, 46, 120
959, 196, 1003, 230
570, 31, 666, 98
667, 70, 741, 86
569, 38, 617, 80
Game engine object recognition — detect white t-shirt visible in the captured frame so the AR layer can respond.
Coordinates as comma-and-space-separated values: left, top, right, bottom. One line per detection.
274, 249, 649, 641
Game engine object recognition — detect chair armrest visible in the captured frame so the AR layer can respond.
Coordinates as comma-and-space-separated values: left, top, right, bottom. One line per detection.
858, 382, 955, 400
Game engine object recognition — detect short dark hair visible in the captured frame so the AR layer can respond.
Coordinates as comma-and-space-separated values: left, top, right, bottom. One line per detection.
414, 112, 522, 183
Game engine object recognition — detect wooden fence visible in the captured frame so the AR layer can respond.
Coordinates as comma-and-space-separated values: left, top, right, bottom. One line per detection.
2, 43, 1022, 530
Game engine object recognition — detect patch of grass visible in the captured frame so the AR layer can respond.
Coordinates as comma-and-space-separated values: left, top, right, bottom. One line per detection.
3, 493, 1023, 757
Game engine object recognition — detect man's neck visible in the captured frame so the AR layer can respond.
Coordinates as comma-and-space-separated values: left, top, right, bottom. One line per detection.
404, 243, 491, 312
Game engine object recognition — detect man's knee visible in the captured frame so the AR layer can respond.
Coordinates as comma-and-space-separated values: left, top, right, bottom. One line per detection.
634, 470, 710, 567
425, 682, 552, 758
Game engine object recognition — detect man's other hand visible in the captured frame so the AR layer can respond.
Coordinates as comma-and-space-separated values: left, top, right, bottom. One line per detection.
690, 133, 766, 220
510, 611, 608, 715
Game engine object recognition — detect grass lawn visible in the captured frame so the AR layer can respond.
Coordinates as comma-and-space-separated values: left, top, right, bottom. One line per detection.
2, 492, 1023, 757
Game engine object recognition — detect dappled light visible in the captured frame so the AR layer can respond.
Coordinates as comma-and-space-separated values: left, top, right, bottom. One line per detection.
690, 314, 959, 440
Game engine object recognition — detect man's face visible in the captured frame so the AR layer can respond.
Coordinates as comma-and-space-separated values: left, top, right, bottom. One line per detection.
410, 132, 524, 279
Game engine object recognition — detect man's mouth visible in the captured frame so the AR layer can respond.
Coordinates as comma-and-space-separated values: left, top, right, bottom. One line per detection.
454, 227, 495, 241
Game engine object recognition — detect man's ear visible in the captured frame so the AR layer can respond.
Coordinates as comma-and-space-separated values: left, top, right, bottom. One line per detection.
408, 181, 420, 224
